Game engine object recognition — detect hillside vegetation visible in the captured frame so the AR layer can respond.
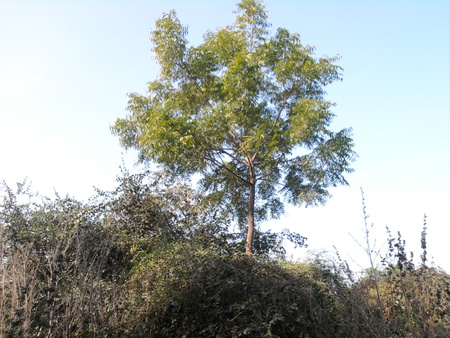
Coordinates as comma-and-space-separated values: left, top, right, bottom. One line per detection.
1, 172, 449, 337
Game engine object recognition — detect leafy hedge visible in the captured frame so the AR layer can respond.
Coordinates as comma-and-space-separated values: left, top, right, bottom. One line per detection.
1, 177, 449, 337
124, 243, 343, 337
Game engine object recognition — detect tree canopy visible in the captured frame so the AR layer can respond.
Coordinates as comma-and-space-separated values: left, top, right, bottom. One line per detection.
112, 0, 356, 254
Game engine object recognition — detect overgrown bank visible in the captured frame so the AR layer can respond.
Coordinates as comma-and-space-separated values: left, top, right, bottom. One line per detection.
1, 174, 449, 337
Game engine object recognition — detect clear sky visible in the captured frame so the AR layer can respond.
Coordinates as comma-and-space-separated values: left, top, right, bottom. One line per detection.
1, 0, 449, 272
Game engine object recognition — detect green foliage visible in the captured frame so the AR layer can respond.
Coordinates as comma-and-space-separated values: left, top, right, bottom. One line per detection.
0, 172, 308, 336
1, 179, 449, 336
112, 0, 356, 253
125, 243, 344, 337
0, 181, 124, 336
96, 168, 300, 258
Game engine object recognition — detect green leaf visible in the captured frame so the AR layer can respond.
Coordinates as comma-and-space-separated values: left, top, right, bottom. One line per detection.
112, 0, 356, 254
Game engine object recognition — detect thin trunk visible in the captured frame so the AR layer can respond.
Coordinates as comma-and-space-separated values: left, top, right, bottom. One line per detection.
245, 177, 256, 255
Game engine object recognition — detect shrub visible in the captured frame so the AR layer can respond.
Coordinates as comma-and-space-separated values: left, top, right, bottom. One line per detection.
125, 243, 344, 337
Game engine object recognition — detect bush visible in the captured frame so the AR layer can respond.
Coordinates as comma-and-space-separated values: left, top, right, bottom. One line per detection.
125, 243, 344, 337
336, 208, 450, 337
2, 179, 448, 337
0, 182, 125, 336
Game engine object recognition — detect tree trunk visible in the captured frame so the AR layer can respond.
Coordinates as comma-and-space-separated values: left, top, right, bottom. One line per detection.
245, 178, 256, 255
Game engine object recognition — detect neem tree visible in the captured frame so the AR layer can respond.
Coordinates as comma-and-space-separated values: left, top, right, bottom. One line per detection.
112, 0, 356, 255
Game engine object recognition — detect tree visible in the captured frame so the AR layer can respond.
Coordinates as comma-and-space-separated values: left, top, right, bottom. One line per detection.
112, 0, 356, 255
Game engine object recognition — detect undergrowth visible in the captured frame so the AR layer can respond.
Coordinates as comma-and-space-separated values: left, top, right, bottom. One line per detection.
0, 182, 448, 337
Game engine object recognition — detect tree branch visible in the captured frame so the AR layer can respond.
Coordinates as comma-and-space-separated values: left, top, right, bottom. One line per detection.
206, 155, 251, 185
251, 86, 294, 163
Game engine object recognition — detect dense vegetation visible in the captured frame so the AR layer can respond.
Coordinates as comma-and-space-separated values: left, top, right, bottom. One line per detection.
1, 173, 449, 337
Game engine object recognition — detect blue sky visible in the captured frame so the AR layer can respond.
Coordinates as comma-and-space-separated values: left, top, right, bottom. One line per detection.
1, 0, 449, 271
